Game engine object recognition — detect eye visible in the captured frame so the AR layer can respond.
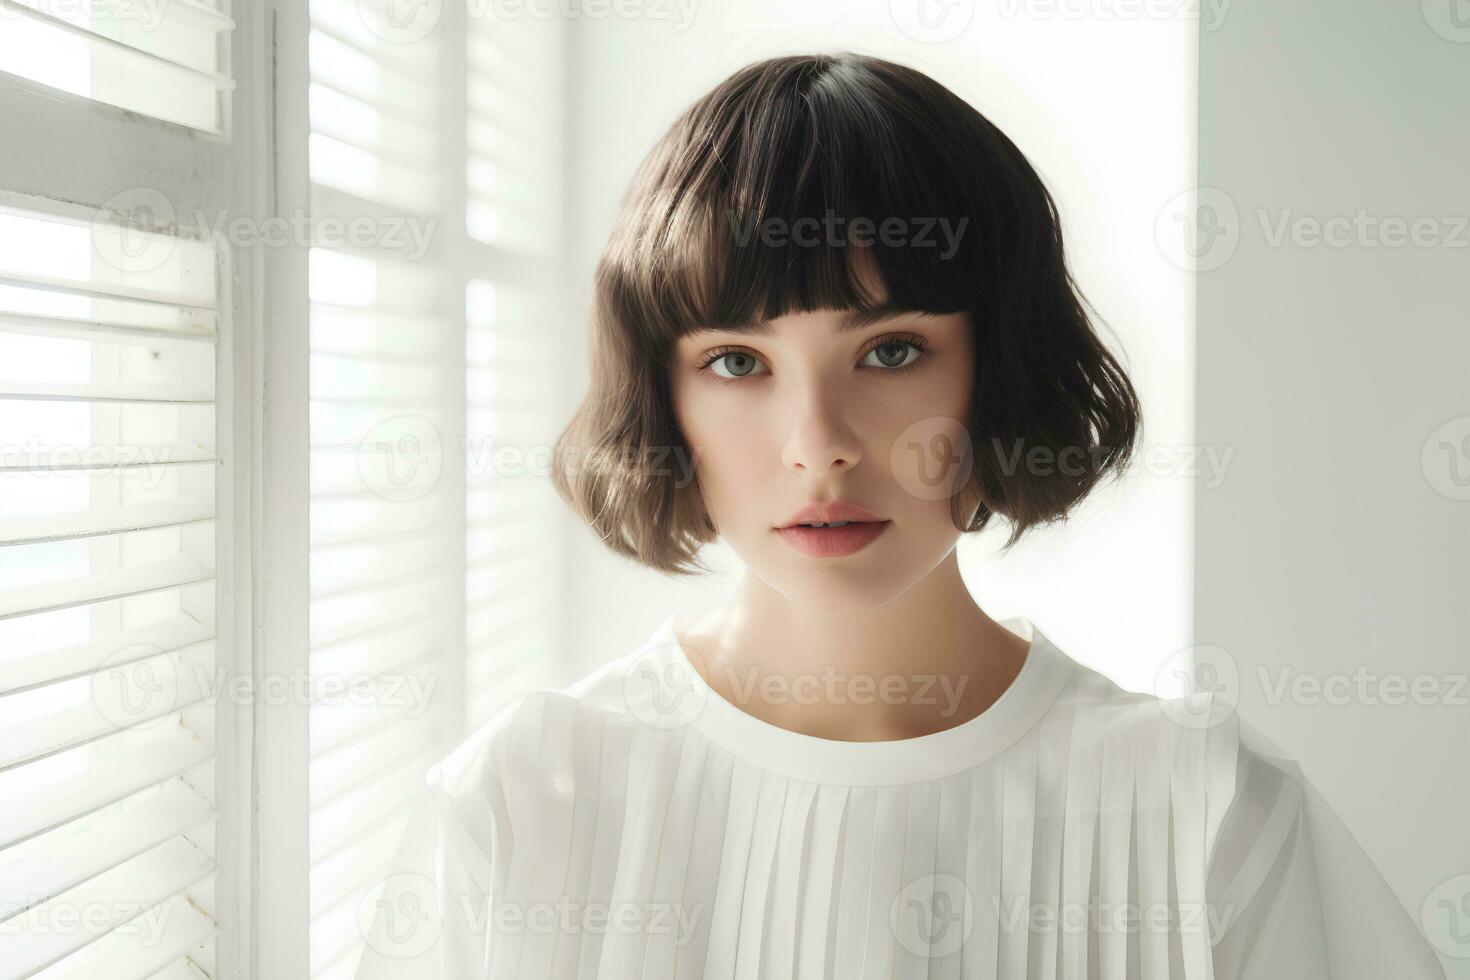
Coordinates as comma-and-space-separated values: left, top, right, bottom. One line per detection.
704, 349, 769, 379
860, 338, 926, 371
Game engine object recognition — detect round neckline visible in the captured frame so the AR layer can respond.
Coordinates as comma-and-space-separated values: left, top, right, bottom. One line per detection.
649, 611, 1074, 786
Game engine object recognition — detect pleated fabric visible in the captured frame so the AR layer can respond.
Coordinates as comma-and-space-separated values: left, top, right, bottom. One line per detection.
356, 616, 1445, 980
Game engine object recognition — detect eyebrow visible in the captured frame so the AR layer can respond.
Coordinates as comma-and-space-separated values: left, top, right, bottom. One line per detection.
683, 303, 936, 339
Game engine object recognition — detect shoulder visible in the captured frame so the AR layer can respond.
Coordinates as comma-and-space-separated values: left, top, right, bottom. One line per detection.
424, 624, 679, 834
1045, 652, 1437, 970
1038, 644, 1266, 868
1204, 716, 1444, 977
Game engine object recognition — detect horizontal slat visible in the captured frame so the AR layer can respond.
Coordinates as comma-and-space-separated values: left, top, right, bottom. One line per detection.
306, 11, 438, 96
0, 310, 216, 344
309, 134, 439, 217
310, 325, 442, 370
310, 501, 442, 549
309, 619, 439, 683
466, 637, 545, 679
27, 879, 218, 980
308, 81, 438, 157
466, 579, 551, 614
310, 352, 442, 400
3, 0, 233, 36
310, 749, 436, 865
311, 828, 411, 975
309, 578, 443, 650
466, 526, 543, 564
0, 642, 216, 771
0, 836, 212, 976
0, 710, 213, 849
309, 875, 373, 976
311, 569, 444, 607
0, 615, 213, 696
308, 812, 411, 920
0, 557, 213, 621
310, 713, 430, 808
464, 508, 538, 533
145, 0, 234, 29
0, 778, 213, 926
307, 38, 435, 116
307, 249, 443, 317
466, 604, 543, 649
310, 565, 443, 605
144, 959, 211, 980
308, 653, 443, 758
0, 381, 213, 403
312, 947, 364, 980
0, 445, 217, 473
0, 0, 234, 87
0, 499, 214, 547
0, 270, 216, 312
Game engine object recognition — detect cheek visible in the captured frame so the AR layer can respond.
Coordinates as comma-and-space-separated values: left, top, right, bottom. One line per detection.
869, 360, 975, 512
672, 381, 777, 518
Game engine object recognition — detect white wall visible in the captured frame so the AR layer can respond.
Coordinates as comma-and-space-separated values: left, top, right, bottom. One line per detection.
1195, 0, 1470, 971
555, 0, 1199, 689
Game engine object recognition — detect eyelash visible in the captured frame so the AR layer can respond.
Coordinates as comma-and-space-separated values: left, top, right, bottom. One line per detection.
695, 332, 932, 385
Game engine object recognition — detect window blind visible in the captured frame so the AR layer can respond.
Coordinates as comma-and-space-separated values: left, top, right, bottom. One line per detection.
0, 0, 234, 133
464, 278, 560, 728
303, 4, 567, 974
462, 9, 563, 730
304, 3, 453, 978
0, 204, 224, 978
465, 12, 563, 255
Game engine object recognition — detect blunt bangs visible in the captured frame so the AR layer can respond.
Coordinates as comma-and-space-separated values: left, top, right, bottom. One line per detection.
601, 54, 1025, 342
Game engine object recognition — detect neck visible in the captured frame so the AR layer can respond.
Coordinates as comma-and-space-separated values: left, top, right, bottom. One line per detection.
679, 550, 1030, 741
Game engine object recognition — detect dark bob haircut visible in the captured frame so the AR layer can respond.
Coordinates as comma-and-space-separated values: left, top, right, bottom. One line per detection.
551, 53, 1141, 576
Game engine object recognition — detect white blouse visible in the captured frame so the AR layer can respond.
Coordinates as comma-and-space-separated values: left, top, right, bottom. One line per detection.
355, 614, 1445, 979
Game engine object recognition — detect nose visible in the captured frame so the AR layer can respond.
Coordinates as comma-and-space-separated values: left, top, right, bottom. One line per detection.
780, 381, 864, 476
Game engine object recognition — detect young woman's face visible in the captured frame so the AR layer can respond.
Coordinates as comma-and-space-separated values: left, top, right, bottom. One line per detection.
670, 287, 979, 613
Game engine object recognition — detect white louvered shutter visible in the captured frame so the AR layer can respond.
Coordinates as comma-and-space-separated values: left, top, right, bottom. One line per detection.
0, 203, 225, 978
0, 0, 234, 134
0, 4, 249, 976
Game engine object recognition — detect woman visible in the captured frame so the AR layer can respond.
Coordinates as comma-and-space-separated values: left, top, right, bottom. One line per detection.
358, 53, 1443, 979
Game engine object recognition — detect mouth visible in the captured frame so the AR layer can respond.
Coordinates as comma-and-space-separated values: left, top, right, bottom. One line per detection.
774, 519, 891, 558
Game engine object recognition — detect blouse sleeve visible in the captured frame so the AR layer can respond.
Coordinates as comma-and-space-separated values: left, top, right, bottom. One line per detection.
352, 772, 498, 979
1207, 717, 1446, 980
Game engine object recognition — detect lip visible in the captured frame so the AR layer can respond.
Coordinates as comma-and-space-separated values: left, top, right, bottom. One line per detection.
776, 502, 886, 528
775, 520, 890, 558
773, 502, 890, 559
